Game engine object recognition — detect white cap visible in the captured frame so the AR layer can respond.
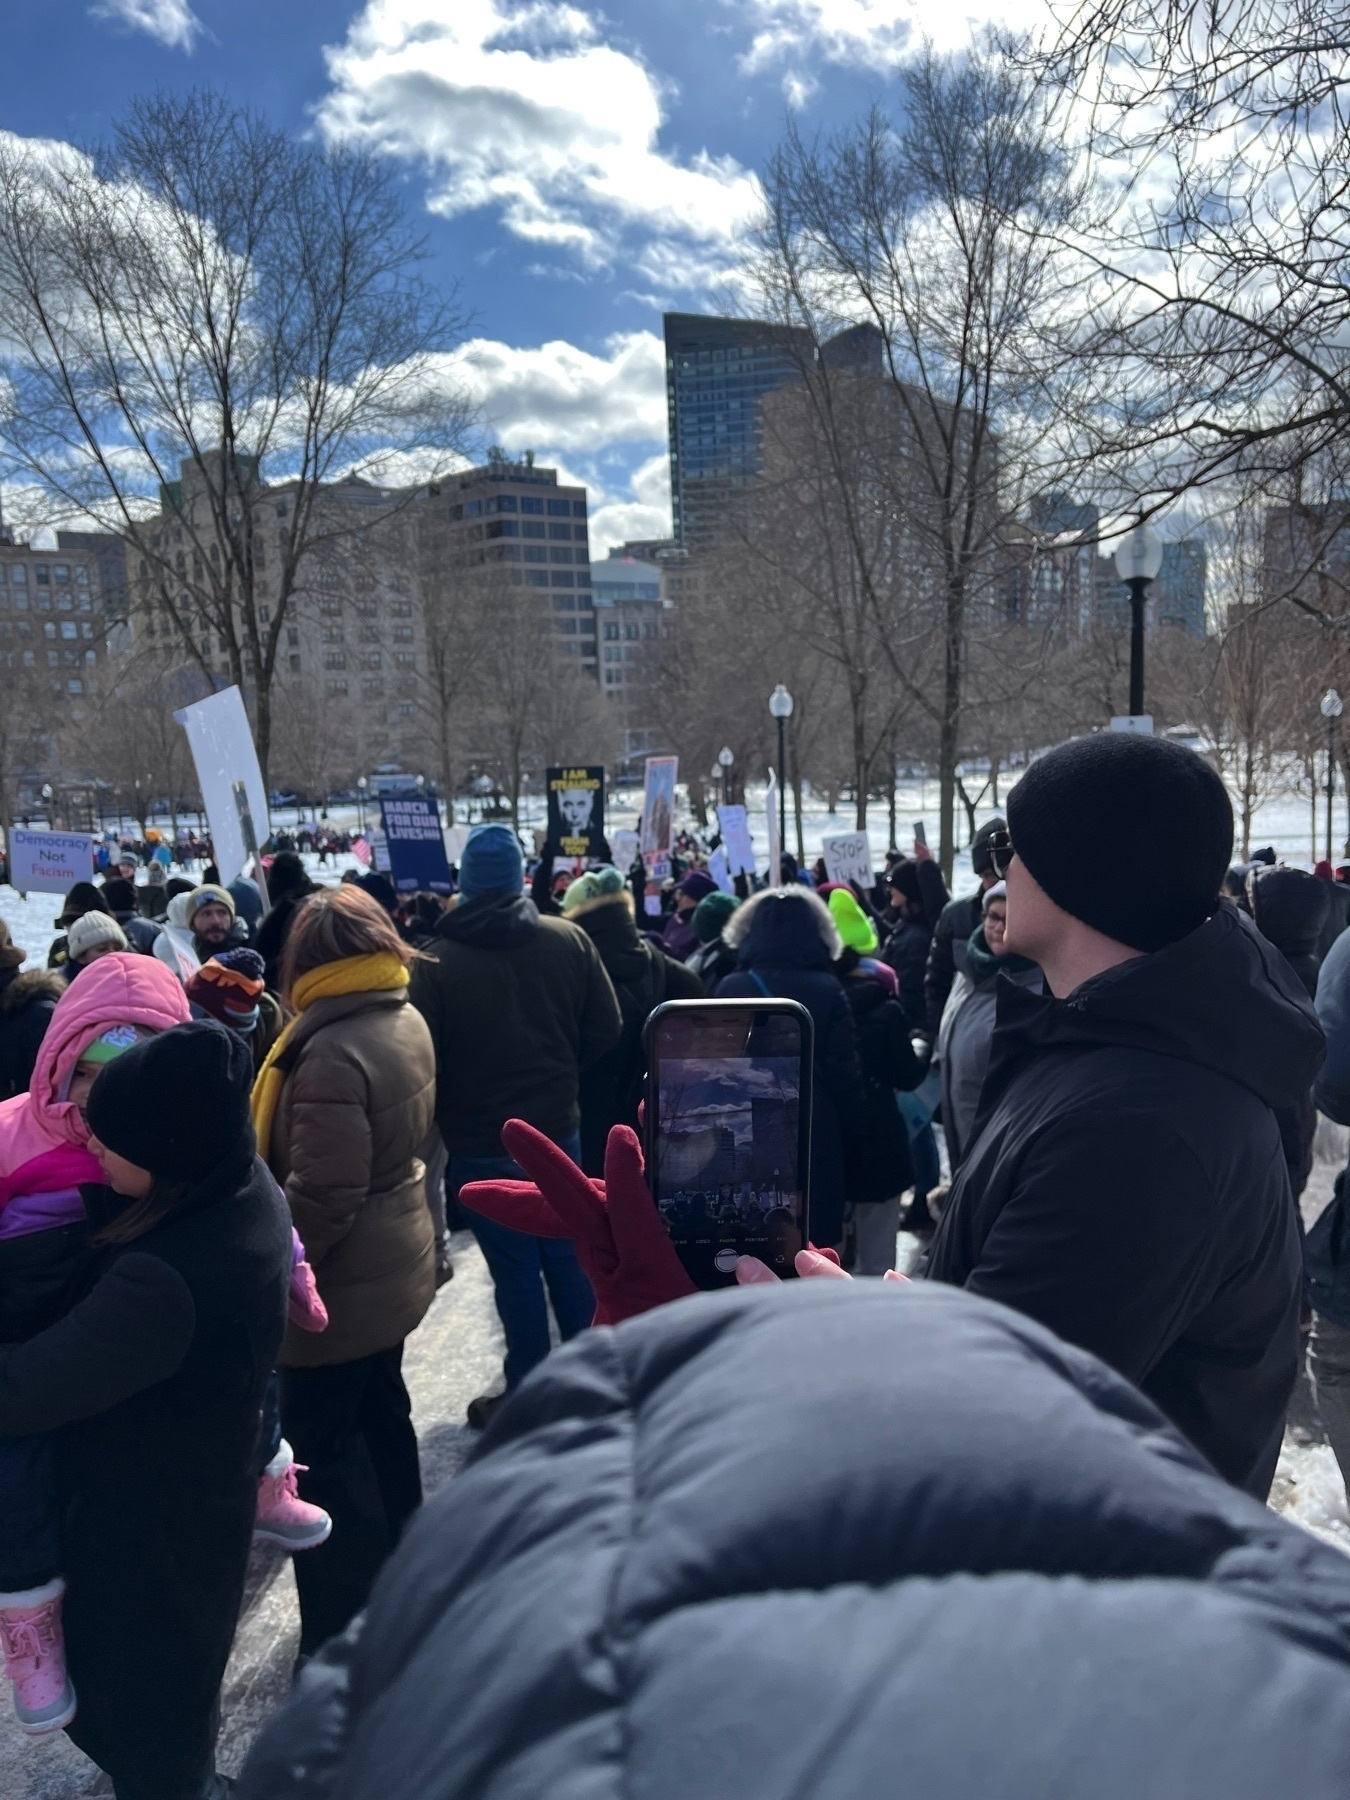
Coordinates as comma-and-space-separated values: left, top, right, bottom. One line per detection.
67, 911, 130, 962
982, 881, 1007, 912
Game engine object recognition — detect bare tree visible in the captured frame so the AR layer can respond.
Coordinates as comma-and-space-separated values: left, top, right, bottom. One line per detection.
0, 89, 471, 778
752, 44, 1083, 875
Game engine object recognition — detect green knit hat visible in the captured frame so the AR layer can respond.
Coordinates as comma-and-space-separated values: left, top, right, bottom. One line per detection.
561, 865, 628, 916
828, 886, 878, 954
692, 890, 738, 944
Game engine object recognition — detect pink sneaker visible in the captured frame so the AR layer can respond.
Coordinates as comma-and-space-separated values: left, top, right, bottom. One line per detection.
0, 1578, 77, 1736
254, 1443, 332, 1552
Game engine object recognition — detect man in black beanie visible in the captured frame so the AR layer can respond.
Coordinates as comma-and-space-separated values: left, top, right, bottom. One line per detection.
925, 731, 1324, 1498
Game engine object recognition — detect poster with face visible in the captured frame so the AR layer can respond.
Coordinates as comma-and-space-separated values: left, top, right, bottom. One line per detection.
546, 766, 606, 859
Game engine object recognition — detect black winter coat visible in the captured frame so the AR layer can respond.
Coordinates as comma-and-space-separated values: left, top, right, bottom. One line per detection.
925, 904, 1323, 1495
571, 894, 702, 1175
879, 860, 948, 1031
922, 888, 984, 1035
240, 1281, 1350, 1800
717, 899, 867, 1246
0, 1146, 290, 1794
1249, 865, 1328, 1196
0, 966, 64, 1100
255, 885, 316, 991
838, 954, 923, 1203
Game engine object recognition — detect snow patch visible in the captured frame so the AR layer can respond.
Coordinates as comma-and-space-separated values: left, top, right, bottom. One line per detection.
1270, 1439, 1350, 1554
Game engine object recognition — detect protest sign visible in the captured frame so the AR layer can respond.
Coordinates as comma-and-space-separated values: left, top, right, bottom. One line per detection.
640, 755, 678, 884
444, 824, 471, 867
822, 832, 874, 890
7, 827, 94, 895
546, 766, 606, 859
716, 804, 755, 877
611, 828, 640, 872
174, 687, 271, 889
379, 798, 453, 894
766, 772, 781, 886
708, 844, 734, 895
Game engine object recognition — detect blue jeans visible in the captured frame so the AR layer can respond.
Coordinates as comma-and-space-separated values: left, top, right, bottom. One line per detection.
450, 1130, 596, 1391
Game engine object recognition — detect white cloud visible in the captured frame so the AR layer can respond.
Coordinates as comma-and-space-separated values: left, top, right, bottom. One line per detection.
317, 0, 761, 278
587, 452, 672, 554
738, 0, 1049, 72
89, 0, 203, 51
450, 329, 667, 455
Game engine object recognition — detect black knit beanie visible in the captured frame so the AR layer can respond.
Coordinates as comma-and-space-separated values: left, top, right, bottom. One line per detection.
1007, 733, 1232, 952
86, 1019, 255, 1183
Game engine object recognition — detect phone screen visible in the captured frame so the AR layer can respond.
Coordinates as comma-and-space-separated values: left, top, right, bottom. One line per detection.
645, 1000, 813, 1289
913, 820, 927, 849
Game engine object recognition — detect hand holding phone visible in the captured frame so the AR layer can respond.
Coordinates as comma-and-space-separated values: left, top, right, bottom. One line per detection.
913, 820, 927, 849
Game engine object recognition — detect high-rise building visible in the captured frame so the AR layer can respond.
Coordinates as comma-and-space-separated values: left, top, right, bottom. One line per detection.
424, 451, 596, 678
591, 550, 667, 697
1152, 541, 1208, 637
664, 313, 811, 551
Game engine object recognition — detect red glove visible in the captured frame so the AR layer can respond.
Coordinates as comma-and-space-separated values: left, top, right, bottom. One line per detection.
460, 1121, 698, 1325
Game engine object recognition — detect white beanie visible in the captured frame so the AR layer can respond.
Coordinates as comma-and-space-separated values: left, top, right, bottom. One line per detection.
67, 912, 130, 962
982, 880, 1007, 913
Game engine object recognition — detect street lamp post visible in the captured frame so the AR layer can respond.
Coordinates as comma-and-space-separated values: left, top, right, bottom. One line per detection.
718, 745, 734, 808
356, 775, 368, 837
768, 685, 794, 882
1112, 522, 1165, 720
1322, 690, 1343, 864
41, 783, 53, 828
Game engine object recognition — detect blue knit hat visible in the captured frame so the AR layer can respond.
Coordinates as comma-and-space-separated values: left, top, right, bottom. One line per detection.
459, 824, 525, 900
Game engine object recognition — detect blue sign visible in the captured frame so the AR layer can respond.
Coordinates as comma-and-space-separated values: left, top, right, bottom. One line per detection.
378, 798, 452, 894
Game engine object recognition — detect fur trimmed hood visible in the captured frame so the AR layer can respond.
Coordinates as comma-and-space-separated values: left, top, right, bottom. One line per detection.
0, 968, 66, 1017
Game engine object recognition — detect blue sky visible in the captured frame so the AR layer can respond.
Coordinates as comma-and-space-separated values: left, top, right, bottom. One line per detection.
4, 0, 1039, 548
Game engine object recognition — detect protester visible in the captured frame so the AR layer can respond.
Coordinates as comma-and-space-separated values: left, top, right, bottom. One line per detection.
154, 889, 204, 982
684, 890, 739, 993
560, 866, 702, 1175
878, 847, 949, 1031
254, 851, 317, 991
45, 883, 112, 974
828, 887, 925, 1274
227, 870, 265, 943
185, 885, 249, 961
716, 888, 868, 1251
410, 823, 621, 1428
1247, 862, 1329, 1199
925, 732, 1322, 1496
1304, 920, 1350, 1499
0, 924, 63, 1102
935, 881, 1043, 1173
99, 878, 161, 956
140, 861, 169, 921
0, 1020, 292, 1794
63, 912, 130, 977
659, 868, 717, 962
240, 1281, 1350, 1800
186, 947, 284, 1072
922, 816, 1006, 1036
254, 885, 436, 1661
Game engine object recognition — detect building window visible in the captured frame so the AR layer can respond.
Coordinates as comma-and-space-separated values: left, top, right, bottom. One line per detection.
67, 677, 84, 694
324, 652, 346, 670
521, 496, 544, 515
572, 525, 589, 542
395, 651, 416, 667
603, 646, 620, 663
260, 605, 271, 623
60, 620, 77, 640
548, 547, 572, 564
21, 649, 34, 666
276, 502, 288, 517
550, 571, 574, 587
287, 627, 300, 646
395, 701, 414, 720
522, 521, 546, 540
526, 570, 549, 587
603, 621, 619, 640
486, 520, 519, 539
10, 565, 24, 586
623, 623, 640, 640
84, 648, 97, 664
393, 625, 414, 642
327, 677, 348, 696
552, 594, 576, 611
77, 593, 92, 614
548, 523, 571, 541
391, 600, 412, 618
53, 563, 69, 583
363, 678, 384, 699
289, 653, 302, 673
42, 621, 56, 640
571, 501, 587, 519
547, 499, 571, 517
360, 625, 379, 644
322, 629, 344, 648
523, 546, 547, 563
363, 651, 382, 670
47, 649, 59, 666
34, 564, 49, 584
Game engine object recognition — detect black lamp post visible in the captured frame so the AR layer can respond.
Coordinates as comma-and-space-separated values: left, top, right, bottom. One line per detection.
718, 745, 734, 808
768, 685, 793, 882
1112, 522, 1164, 719
356, 775, 368, 837
1322, 689, 1343, 864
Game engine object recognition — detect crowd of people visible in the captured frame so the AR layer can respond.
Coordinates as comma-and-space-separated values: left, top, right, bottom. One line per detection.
4, 730, 1350, 1794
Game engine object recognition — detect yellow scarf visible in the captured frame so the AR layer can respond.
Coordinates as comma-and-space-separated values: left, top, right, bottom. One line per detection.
250, 952, 410, 1163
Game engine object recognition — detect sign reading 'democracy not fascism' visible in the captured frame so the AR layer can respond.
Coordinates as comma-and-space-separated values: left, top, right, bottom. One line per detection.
379, 798, 453, 894
7, 827, 95, 895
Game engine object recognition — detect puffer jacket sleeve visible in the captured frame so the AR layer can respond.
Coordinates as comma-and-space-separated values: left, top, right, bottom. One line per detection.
1314, 927, 1350, 1123
281, 1044, 373, 1266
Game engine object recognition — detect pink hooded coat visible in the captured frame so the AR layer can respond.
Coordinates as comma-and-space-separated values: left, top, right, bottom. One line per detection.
0, 954, 190, 1221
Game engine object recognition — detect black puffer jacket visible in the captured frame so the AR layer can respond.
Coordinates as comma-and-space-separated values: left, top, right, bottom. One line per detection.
0, 966, 64, 1100
838, 952, 923, 1203
569, 893, 702, 1175
1249, 865, 1327, 1195
240, 1281, 1350, 1800
925, 903, 1323, 1494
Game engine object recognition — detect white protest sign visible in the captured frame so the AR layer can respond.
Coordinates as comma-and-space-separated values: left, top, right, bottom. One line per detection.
822, 832, 874, 890
174, 687, 271, 888
716, 804, 755, 877
444, 824, 472, 866
7, 828, 94, 895
611, 829, 640, 872
708, 844, 734, 894
766, 772, 782, 886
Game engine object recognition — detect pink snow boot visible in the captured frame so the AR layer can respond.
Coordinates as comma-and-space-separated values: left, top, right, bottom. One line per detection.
253, 1441, 332, 1552
0, 1577, 77, 1736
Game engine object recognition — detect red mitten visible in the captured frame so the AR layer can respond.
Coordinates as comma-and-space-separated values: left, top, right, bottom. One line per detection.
460, 1121, 698, 1325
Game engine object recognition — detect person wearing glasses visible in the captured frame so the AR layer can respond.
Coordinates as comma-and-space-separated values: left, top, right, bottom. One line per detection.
923, 731, 1322, 1500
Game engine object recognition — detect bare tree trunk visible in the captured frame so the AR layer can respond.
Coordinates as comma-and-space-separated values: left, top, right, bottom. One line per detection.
886, 757, 897, 853
688, 775, 709, 830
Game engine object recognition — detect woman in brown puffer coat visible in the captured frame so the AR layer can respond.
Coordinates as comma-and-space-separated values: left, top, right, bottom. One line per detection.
252, 885, 436, 1660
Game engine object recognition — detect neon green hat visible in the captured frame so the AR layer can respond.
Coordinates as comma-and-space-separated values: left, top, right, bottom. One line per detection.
828, 886, 878, 954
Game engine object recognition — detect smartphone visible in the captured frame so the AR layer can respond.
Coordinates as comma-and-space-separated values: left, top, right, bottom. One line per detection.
644, 999, 813, 1290
913, 820, 927, 849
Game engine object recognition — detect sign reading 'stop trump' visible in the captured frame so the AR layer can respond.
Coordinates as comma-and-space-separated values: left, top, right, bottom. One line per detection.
546, 766, 606, 860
